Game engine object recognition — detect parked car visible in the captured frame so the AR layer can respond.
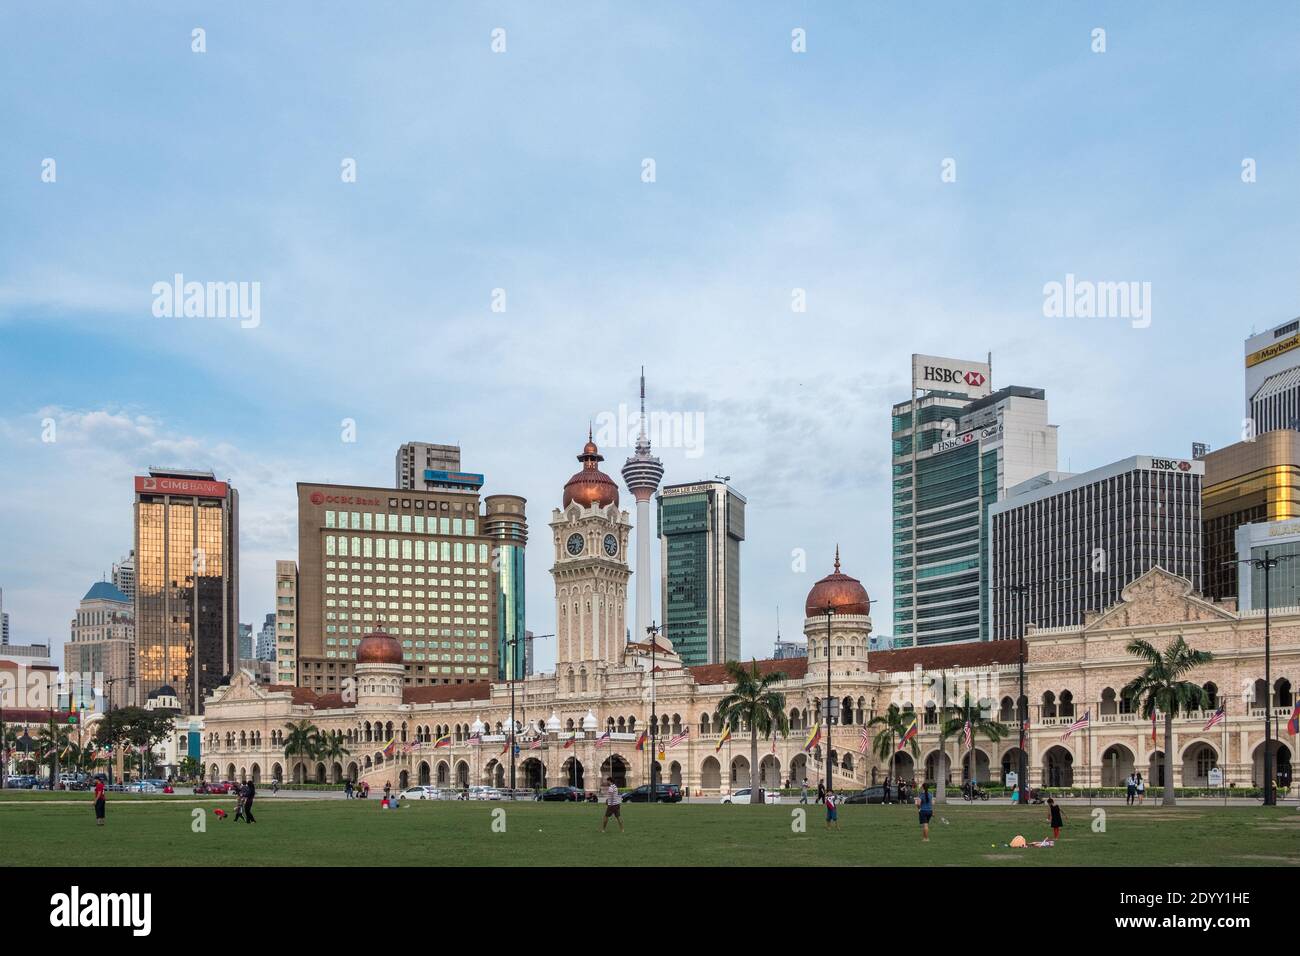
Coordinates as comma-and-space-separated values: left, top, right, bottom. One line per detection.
401, 785, 439, 800
195, 781, 231, 795
128, 781, 159, 793
535, 786, 586, 802
842, 786, 887, 805
624, 783, 683, 803
5, 775, 37, 789
720, 787, 778, 805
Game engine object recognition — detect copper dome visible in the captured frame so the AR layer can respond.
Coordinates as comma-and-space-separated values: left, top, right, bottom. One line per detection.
355, 626, 403, 665
563, 430, 620, 509
805, 547, 872, 617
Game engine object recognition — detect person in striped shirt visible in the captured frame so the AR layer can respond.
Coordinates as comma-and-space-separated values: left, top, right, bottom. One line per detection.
600, 777, 624, 833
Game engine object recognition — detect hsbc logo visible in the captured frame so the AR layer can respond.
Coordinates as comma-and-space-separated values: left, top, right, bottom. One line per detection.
923, 366, 986, 389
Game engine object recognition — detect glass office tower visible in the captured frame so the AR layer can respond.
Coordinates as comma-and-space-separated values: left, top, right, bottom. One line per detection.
134, 469, 239, 714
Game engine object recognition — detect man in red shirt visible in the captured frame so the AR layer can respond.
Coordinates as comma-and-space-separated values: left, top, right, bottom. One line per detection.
93, 777, 106, 826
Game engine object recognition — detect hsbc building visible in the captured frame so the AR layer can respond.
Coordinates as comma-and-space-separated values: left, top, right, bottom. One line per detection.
892, 356, 1059, 646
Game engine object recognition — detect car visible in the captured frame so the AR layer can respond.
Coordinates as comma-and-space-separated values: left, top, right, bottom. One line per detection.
5, 775, 37, 789
623, 783, 683, 803
842, 786, 887, 805
466, 786, 503, 801
719, 787, 778, 805
128, 781, 159, 793
535, 785, 585, 802
195, 781, 231, 795
401, 785, 439, 800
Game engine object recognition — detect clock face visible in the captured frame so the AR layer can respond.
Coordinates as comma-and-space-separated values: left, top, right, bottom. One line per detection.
603, 533, 619, 557
566, 533, 585, 556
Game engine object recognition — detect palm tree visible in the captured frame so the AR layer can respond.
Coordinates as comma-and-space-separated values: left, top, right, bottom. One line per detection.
1122, 636, 1213, 806
318, 730, 351, 782
940, 692, 1008, 799
283, 720, 320, 785
36, 722, 70, 788
869, 705, 918, 792
715, 660, 788, 804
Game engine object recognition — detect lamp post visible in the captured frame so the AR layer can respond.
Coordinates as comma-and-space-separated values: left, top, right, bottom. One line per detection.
647, 621, 660, 803
823, 606, 836, 793
508, 629, 518, 799
1230, 550, 1294, 807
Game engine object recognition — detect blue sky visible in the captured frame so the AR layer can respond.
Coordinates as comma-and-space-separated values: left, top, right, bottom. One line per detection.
2, 2, 1298, 669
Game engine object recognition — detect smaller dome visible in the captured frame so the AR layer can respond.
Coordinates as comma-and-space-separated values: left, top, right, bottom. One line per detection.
563, 429, 620, 509
805, 547, 872, 617
471, 716, 484, 734
581, 709, 598, 731
545, 711, 561, 733
150, 684, 177, 699
356, 626, 403, 665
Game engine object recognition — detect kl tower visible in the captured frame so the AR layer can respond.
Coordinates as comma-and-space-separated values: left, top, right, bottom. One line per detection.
621, 368, 665, 643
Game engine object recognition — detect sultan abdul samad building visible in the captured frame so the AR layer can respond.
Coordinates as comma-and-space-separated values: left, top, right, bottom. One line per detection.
201, 434, 1299, 794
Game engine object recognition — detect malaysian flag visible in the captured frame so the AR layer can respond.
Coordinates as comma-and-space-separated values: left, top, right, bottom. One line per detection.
857, 724, 869, 755
963, 720, 972, 750
1203, 706, 1226, 731
594, 730, 611, 748
1061, 710, 1091, 741
669, 729, 689, 748
530, 736, 544, 750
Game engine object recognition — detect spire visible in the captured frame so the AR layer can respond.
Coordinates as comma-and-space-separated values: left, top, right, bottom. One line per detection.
834, 544, 841, 573
639, 366, 647, 441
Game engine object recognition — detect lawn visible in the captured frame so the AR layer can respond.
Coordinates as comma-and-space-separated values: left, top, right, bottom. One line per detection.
2, 795, 1296, 867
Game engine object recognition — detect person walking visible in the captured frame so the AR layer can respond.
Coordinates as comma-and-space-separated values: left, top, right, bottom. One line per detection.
599, 776, 624, 833
916, 782, 933, 842
1047, 796, 1064, 841
233, 784, 246, 822
1125, 772, 1136, 806
93, 776, 106, 827
883, 776, 892, 805
271, 778, 279, 796
816, 779, 826, 805
344, 779, 353, 799
243, 779, 256, 823
799, 781, 809, 804
824, 788, 840, 830
1135, 773, 1145, 806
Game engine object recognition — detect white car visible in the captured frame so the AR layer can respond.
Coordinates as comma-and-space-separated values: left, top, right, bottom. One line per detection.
401, 785, 439, 800
720, 788, 780, 805
128, 781, 159, 793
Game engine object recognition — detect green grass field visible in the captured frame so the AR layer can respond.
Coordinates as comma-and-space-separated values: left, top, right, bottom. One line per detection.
2, 795, 1296, 866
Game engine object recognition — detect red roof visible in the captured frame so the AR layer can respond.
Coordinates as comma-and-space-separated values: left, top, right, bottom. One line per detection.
266, 685, 355, 709
867, 641, 1021, 673
688, 657, 808, 686
403, 683, 492, 705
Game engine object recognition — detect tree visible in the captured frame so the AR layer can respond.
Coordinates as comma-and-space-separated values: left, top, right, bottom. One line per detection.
36, 721, 70, 788
1122, 636, 1213, 807
869, 705, 918, 790
178, 755, 202, 781
91, 707, 175, 780
284, 720, 320, 785
317, 730, 351, 781
715, 661, 788, 804
940, 692, 1007, 797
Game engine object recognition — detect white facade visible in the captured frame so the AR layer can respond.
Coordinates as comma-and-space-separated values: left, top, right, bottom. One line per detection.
1244, 317, 1300, 434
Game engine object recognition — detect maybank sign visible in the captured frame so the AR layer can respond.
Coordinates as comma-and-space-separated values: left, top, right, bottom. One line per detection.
912, 354, 993, 400
1246, 333, 1300, 369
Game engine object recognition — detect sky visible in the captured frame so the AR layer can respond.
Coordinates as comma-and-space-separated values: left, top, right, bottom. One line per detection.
1, 2, 1298, 672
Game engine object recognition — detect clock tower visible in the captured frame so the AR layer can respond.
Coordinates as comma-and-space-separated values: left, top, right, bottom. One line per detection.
550, 430, 633, 665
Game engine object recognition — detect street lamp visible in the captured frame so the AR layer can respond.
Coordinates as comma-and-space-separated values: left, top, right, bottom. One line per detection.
647, 621, 661, 803
822, 605, 837, 793
1229, 549, 1295, 807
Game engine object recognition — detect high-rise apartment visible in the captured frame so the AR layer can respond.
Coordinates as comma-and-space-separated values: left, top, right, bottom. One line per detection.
657, 479, 745, 665
112, 551, 136, 602
275, 561, 298, 684
892, 355, 1058, 645
1245, 317, 1300, 434
133, 468, 239, 714
483, 494, 528, 681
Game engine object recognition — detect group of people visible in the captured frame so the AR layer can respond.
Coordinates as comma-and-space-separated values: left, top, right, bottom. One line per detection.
231, 780, 257, 823
1124, 772, 1147, 805
343, 780, 371, 799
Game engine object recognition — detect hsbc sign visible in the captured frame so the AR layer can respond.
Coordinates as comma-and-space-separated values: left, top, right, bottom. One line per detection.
912, 354, 993, 400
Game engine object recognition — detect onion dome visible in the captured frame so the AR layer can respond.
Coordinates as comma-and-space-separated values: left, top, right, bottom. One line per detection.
546, 711, 561, 733
471, 716, 484, 735
582, 709, 598, 731
563, 428, 620, 508
356, 625, 403, 665
805, 546, 872, 617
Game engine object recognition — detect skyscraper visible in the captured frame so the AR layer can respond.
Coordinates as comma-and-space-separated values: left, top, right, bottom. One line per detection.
0, 586, 8, 645
1244, 317, 1300, 434
483, 494, 528, 681
133, 468, 239, 714
989, 455, 1203, 639
395, 442, 464, 491
255, 612, 276, 662
657, 479, 745, 665
65, 581, 135, 710
621, 369, 665, 645
238, 622, 254, 661
892, 355, 1057, 645
112, 551, 136, 602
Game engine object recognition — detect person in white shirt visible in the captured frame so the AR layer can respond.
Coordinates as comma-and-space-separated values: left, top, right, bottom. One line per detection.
600, 776, 624, 833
